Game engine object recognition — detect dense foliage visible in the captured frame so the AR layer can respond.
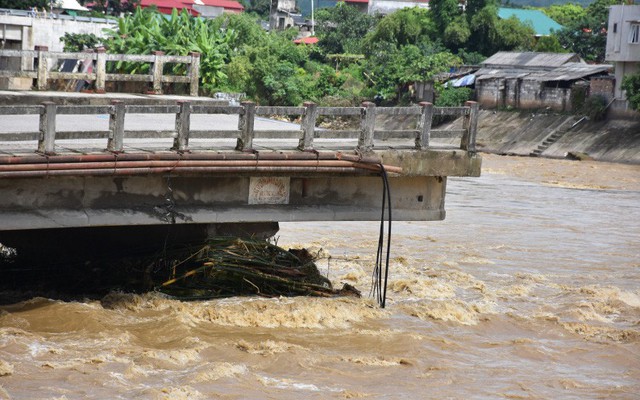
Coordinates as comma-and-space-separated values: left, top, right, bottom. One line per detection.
61, 0, 623, 106
621, 72, 640, 111
60, 33, 101, 52
552, 0, 619, 63
103, 8, 234, 92
0, 0, 48, 10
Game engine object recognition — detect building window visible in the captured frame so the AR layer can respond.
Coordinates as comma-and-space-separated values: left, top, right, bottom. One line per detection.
613, 23, 617, 33
630, 24, 640, 44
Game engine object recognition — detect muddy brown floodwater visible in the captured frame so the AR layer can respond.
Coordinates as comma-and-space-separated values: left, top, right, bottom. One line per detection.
1, 154, 639, 399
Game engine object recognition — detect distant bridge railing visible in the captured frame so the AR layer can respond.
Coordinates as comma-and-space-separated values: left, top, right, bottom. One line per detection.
0, 101, 478, 154
0, 48, 200, 96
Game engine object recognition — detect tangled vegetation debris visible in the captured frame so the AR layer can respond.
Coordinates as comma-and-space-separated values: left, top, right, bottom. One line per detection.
153, 237, 360, 300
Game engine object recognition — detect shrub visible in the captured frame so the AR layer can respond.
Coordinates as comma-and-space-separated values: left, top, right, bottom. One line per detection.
435, 86, 473, 107
582, 95, 608, 121
621, 72, 640, 111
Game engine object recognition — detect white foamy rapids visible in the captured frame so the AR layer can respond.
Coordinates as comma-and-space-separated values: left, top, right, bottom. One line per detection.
190, 362, 248, 383
401, 299, 497, 325
101, 292, 386, 330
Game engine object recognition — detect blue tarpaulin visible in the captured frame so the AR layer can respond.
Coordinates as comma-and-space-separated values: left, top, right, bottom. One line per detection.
445, 74, 476, 88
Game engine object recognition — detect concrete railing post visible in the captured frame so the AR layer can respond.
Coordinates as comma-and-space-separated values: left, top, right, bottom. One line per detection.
416, 101, 433, 149
173, 101, 191, 152
95, 47, 107, 93
299, 102, 318, 151
35, 45, 49, 91
38, 101, 56, 154
108, 100, 126, 152
236, 101, 256, 151
151, 51, 165, 95
189, 52, 200, 97
461, 101, 478, 153
358, 101, 376, 153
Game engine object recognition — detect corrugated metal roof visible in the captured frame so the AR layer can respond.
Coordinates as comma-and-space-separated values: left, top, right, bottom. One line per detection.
526, 64, 612, 81
474, 69, 532, 81
482, 52, 581, 69
498, 8, 563, 36
475, 63, 612, 82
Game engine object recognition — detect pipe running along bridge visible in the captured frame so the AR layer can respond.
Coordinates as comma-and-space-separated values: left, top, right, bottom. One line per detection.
0, 100, 481, 260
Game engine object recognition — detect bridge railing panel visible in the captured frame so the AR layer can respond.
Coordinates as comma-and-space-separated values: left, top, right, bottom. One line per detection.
0, 48, 201, 96
0, 101, 478, 155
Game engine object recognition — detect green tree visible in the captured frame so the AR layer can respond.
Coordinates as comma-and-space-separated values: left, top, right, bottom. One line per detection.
430, 0, 461, 35
60, 33, 101, 52
364, 42, 461, 102
534, 35, 566, 53
365, 7, 436, 49
621, 72, 640, 111
555, 0, 618, 62
209, 12, 266, 48
467, 5, 500, 55
436, 86, 473, 107
245, 0, 270, 18
315, 3, 376, 55
443, 16, 470, 51
0, 0, 48, 10
542, 3, 586, 27
496, 16, 535, 51
465, 0, 497, 24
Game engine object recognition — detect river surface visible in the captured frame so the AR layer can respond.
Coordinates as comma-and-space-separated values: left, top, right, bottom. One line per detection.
0, 154, 639, 399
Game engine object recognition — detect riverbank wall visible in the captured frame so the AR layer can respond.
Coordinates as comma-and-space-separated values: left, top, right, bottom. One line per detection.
428, 110, 640, 164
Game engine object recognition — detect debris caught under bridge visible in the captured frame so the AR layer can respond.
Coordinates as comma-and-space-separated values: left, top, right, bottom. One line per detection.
153, 237, 361, 300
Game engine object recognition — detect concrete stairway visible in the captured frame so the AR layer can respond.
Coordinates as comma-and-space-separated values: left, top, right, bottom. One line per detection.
529, 116, 583, 157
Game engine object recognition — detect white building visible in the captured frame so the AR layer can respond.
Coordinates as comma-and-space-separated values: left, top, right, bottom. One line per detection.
605, 5, 640, 105
367, 0, 429, 16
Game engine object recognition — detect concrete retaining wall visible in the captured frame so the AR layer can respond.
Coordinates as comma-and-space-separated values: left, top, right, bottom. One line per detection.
469, 110, 640, 164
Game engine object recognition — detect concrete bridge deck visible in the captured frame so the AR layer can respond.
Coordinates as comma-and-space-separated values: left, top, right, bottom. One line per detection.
0, 96, 481, 258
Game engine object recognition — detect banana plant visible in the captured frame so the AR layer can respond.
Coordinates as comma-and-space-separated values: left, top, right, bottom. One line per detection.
103, 7, 235, 92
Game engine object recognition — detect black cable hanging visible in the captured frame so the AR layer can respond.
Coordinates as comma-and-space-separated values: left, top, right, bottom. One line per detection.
370, 163, 392, 308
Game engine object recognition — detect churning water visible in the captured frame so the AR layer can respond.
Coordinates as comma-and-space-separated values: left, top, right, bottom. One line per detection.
1, 154, 639, 399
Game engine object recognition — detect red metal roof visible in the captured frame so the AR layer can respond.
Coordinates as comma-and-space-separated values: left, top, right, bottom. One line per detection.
198, 0, 244, 10
139, 0, 243, 14
293, 37, 319, 45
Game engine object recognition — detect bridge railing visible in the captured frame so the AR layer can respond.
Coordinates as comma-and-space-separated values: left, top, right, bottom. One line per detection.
0, 47, 200, 96
0, 101, 478, 154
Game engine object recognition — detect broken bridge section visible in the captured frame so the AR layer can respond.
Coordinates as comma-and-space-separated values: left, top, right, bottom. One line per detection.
0, 101, 481, 250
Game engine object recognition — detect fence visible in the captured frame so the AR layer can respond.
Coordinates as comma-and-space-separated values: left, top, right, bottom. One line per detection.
0, 101, 478, 155
0, 48, 200, 96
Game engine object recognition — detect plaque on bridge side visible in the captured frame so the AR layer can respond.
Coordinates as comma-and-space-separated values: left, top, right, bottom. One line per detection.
248, 177, 290, 205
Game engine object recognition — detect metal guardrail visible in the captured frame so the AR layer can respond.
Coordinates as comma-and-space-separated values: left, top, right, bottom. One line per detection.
0, 101, 479, 154
0, 48, 200, 96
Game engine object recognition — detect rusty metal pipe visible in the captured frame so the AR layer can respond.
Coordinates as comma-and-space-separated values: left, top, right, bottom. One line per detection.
0, 159, 402, 174
0, 165, 384, 178
0, 151, 381, 165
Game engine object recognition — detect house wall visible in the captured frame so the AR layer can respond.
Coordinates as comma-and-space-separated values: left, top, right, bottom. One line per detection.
606, 5, 640, 106
476, 79, 502, 109
590, 76, 615, 102
192, 5, 226, 18
476, 78, 572, 112
0, 14, 114, 90
605, 5, 640, 63
0, 14, 113, 53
